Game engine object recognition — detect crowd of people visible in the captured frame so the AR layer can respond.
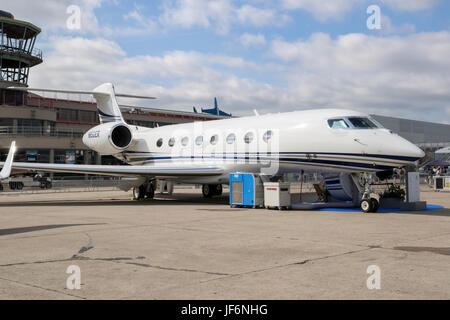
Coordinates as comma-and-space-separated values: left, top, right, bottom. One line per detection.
426, 165, 450, 185
430, 166, 450, 176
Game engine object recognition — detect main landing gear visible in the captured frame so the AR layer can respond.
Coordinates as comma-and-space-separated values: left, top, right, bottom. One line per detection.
133, 181, 155, 200
202, 184, 222, 198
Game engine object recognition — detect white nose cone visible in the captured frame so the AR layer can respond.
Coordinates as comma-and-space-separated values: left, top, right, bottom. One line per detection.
411, 145, 425, 160
394, 136, 425, 161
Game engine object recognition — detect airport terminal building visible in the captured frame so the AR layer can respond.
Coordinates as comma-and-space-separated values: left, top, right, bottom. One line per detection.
1, 11, 450, 166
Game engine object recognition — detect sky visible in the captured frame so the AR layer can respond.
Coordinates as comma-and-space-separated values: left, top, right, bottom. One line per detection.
3, 0, 450, 123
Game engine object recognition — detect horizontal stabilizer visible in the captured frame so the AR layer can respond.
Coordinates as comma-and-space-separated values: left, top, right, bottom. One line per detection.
7, 86, 156, 100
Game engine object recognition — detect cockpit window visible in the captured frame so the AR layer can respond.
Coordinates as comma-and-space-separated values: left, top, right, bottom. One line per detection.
328, 119, 349, 129
369, 118, 384, 128
348, 117, 378, 129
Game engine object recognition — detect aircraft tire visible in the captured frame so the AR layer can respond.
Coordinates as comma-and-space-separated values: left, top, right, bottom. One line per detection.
133, 186, 145, 200
146, 183, 155, 199
202, 184, 214, 198
16, 182, 24, 190
360, 199, 373, 213
370, 198, 379, 213
213, 184, 222, 196
0, 184, 3, 191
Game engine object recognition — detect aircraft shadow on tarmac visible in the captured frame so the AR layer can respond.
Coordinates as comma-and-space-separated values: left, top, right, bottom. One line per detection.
0, 194, 448, 216
379, 207, 450, 217
0, 194, 229, 208
0, 223, 105, 236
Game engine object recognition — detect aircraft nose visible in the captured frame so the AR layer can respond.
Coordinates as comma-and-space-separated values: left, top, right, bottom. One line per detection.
399, 139, 425, 161
413, 145, 425, 160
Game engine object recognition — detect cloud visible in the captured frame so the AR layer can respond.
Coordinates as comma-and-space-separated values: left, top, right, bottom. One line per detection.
29, 36, 269, 110
380, 15, 416, 35
3, 0, 441, 38
122, 9, 158, 34
158, 0, 231, 32
1, 0, 105, 34
236, 5, 291, 27
281, 0, 440, 21
29, 30, 450, 123
269, 32, 450, 120
239, 33, 267, 48
281, 0, 363, 21
158, 0, 290, 34
383, 0, 440, 12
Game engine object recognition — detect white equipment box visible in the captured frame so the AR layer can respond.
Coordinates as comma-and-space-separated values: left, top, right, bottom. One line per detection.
156, 180, 174, 195
263, 182, 291, 210
434, 176, 450, 191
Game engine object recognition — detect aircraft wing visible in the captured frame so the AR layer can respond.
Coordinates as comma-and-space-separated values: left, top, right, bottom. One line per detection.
0, 141, 16, 180
0, 162, 224, 177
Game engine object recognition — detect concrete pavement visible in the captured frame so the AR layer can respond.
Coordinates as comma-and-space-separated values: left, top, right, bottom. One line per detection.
0, 187, 449, 299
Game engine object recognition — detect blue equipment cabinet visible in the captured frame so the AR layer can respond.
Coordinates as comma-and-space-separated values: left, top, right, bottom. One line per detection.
229, 173, 264, 208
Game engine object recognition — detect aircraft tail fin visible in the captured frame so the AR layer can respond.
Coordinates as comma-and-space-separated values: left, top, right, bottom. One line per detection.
0, 141, 16, 180
93, 83, 125, 124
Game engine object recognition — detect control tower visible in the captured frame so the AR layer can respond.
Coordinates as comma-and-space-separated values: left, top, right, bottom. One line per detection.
0, 10, 42, 88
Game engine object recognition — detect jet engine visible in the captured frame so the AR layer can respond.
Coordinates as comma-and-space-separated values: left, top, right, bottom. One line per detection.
82, 122, 134, 155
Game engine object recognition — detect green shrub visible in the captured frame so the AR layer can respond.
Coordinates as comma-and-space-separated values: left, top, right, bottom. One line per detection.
381, 184, 405, 200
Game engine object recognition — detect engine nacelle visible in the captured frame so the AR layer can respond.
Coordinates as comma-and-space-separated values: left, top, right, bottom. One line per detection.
82, 122, 134, 155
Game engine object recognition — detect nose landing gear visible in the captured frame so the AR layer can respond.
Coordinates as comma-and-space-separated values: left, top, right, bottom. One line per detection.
358, 173, 380, 213
360, 197, 379, 213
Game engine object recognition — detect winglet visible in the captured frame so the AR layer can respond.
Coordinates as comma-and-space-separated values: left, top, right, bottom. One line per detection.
0, 141, 16, 180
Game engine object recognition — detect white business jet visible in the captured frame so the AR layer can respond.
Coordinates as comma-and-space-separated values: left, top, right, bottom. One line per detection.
1, 83, 424, 212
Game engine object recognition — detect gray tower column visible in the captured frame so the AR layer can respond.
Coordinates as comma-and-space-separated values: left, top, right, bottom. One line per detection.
95, 152, 102, 165
84, 150, 90, 180
12, 119, 18, 135
49, 149, 54, 163
49, 149, 54, 179
83, 150, 90, 164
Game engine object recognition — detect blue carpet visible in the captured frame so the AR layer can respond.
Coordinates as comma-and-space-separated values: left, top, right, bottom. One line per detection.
318, 204, 444, 212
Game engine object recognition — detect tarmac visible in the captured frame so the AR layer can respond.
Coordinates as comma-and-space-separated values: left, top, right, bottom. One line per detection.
0, 186, 450, 300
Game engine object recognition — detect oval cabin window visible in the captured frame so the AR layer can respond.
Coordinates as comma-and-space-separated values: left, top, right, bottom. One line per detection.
210, 135, 219, 145
244, 132, 254, 144
226, 133, 236, 144
195, 136, 203, 146
263, 130, 273, 143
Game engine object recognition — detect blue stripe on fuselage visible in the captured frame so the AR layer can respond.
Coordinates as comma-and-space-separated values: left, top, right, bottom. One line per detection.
122, 151, 419, 163
122, 155, 396, 171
